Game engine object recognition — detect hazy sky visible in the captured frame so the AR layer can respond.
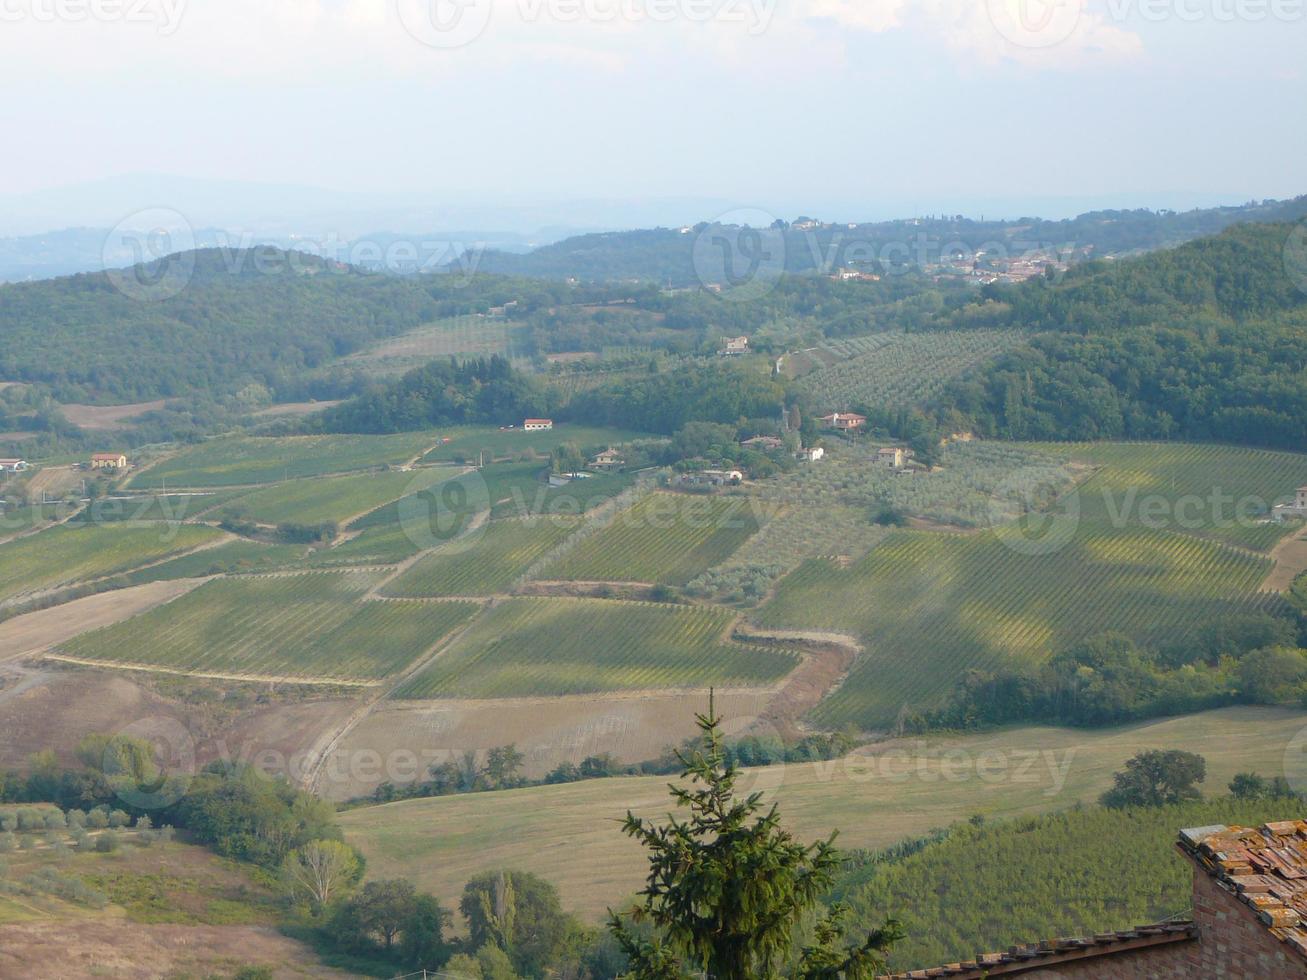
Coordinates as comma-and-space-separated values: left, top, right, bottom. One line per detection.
3, 0, 1305, 215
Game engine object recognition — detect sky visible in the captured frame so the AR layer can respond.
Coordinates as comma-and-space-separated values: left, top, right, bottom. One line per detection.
2, 0, 1305, 225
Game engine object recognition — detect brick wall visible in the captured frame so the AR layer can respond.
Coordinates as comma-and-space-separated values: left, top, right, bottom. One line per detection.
1013, 864, 1307, 978
1188, 865, 1307, 978
1006, 941, 1198, 978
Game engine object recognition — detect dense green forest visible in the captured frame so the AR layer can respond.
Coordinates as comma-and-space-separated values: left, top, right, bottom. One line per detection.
464, 196, 1307, 283
314, 355, 551, 433
832, 797, 1297, 972
918, 222, 1307, 450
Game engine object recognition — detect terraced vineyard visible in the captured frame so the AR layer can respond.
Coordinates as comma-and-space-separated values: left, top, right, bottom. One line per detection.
0, 523, 223, 605
1036, 442, 1307, 551
383, 517, 580, 597
393, 597, 796, 699
126, 539, 311, 585
758, 522, 1277, 729
57, 570, 480, 682
548, 492, 761, 585
794, 329, 1024, 412
214, 467, 460, 527
781, 334, 900, 378
132, 432, 439, 488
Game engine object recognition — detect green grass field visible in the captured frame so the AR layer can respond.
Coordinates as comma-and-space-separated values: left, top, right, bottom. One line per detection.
420, 425, 653, 464
392, 597, 795, 699
57, 570, 480, 682
1037, 441, 1307, 551
0, 523, 223, 604
382, 517, 581, 597
341, 316, 530, 375
340, 705, 1307, 920
351, 462, 636, 535
758, 521, 1276, 728
547, 493, 761, 585
214, 467, 460, 527
131, 432, 440, 488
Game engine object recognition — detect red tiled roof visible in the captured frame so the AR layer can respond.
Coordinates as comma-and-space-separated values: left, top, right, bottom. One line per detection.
878, 922, 1197, 978
1178, 820, 1307, 961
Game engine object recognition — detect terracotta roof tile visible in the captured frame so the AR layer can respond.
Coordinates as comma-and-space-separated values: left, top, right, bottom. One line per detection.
1178, 819, 1307, 963
877, 922, 1197, 978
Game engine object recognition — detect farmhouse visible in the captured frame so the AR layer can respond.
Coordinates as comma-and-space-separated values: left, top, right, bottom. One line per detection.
721, 335, 750, 356
796, 446, 824, 462
523, 419, 554, 432
884, 820, 1307, 978
590, 448, 625, 469
876, 447, 910, 469
819, 412, 866, 432
1273, 486, 1307, 521
0, 458, 29, 473
90, 453, 128, 470
679, 469, 743, 487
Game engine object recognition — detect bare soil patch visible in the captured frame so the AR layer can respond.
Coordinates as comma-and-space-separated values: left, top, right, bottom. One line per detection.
0, 920, 358, 978
23, 464, 82, 502
60, 399, 166, 430
1264, 526, 1307, 592
0, 579, 206, 663
253, 400, 343, 418
734, 627, 862, 738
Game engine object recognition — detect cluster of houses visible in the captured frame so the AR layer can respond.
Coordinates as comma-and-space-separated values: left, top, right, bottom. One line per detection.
0, 458, 29, 474
0, 453, 129, 477
1273, 486, 1307, 521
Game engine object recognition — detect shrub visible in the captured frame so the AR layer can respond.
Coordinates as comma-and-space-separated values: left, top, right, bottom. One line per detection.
95, 831, 120, 853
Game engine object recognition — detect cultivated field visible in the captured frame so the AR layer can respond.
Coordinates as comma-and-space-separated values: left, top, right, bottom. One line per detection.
0, 523, 222, 606
1039, 441, 1307, 551
393, 597, 796, 699
58, 399, 166, 430
547, 492, 761, 585
131, 432, 440, 487
420, 425, 653, 464
341, 315, 529, 375
758, 521, 1277, 728
792, 329, 1024, 412
214, 467, 460, 527
341, 705, 1307, 920
382, 516, 581, 596
56, 571, 480, 683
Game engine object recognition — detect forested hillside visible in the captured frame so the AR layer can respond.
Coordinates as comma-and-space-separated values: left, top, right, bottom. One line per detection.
921, 222, 1307, 449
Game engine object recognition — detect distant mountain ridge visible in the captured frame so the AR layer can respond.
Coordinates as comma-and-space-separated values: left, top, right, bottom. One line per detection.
461, 196, 1307, 284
